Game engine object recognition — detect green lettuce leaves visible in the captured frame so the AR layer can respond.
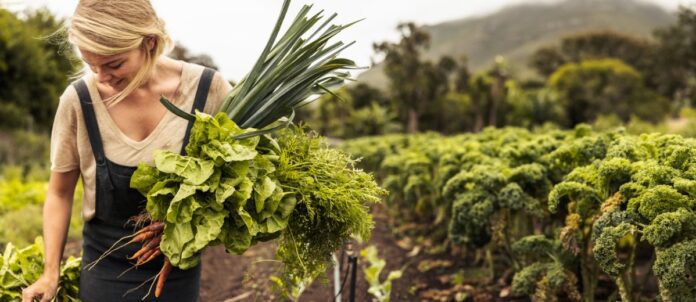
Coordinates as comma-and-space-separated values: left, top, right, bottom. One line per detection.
131, 111, 385, 288
0, 237, 80, 301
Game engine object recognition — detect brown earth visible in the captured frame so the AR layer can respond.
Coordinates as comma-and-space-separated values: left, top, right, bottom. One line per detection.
65, 205, 527, 302
196, 205, 528, 302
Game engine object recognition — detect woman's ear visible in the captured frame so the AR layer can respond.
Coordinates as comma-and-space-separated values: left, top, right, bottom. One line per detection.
145, 36, 157, 52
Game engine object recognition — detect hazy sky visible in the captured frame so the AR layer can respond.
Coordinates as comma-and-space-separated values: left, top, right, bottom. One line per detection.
6, 0, 695, 81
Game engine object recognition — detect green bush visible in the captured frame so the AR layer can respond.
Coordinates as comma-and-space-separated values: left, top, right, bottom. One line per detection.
0, 130, 51, 170
548, 59, 670, 126
0, 172, 84, 247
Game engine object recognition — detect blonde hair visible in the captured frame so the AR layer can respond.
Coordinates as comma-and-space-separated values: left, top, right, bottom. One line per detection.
67, 0, 173, 107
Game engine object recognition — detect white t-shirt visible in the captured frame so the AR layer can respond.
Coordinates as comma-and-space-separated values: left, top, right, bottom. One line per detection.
49, 61, 233, 221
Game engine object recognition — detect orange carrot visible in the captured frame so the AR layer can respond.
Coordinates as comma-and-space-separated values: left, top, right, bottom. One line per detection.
144, 236, 162, 249
147, 221, 165, 233
86, 221, 165, 272
130, 245, 153, 261
129, 230, 158, 244
129, 236, 161, 260
134, 221, 164, 236
155, 258, 172, 298
137, 249, 162, 266
135, 248, 156, 265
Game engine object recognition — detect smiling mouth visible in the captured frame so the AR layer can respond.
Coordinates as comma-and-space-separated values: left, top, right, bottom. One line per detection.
110, 79, 124, 87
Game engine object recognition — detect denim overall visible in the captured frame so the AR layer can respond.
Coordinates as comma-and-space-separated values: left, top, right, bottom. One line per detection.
75, 68, 214, 301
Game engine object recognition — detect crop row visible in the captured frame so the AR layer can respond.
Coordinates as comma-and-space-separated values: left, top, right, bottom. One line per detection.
342, 125, 696, 301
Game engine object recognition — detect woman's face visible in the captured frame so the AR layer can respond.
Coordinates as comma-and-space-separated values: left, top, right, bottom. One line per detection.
79, 43, 149, 91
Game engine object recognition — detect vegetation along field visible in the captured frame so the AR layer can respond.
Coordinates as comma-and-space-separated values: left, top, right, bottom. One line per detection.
1, 0, 696, 301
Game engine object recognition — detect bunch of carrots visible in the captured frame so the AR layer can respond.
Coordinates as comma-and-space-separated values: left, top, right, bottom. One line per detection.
86, 220, 169, 297
129, 221, 169, 297
128, 221, 163, 266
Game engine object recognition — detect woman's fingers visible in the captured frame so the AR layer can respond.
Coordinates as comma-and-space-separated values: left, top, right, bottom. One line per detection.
21, 276, 57, 302
40, 293, 54, 302
21, 287, 41, 302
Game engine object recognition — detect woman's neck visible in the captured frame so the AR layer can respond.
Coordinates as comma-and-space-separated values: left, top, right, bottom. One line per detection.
141, 57, 183, 92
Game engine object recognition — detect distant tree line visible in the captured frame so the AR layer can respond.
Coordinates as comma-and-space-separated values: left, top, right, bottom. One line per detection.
303, 7, 696, 138
0, 8, 76, 131
1, 6, 694, 140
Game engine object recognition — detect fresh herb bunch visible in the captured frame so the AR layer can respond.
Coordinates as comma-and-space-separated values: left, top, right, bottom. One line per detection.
273, 126, 385, 286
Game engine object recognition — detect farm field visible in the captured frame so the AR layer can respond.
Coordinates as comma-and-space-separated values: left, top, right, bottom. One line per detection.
4, 125, 696, 301
2, 0, 696, 301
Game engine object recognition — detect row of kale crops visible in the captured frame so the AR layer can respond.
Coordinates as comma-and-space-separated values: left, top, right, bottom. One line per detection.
341, 125, 696, 301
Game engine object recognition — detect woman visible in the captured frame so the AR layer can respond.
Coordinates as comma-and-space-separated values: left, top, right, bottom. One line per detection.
21, 0, 231, 301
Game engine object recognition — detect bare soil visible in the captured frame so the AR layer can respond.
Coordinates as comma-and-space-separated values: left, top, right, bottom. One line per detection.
64, 204, 533, 302
196, 205, 529, 302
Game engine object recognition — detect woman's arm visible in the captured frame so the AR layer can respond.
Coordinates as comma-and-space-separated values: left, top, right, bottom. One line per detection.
22, 169, 80, 302
43, 169, 80, 278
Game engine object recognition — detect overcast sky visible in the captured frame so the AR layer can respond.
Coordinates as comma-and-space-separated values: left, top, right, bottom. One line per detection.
5, 0, 695, 81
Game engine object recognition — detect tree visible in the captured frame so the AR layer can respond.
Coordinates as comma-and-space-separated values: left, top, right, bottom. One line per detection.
652, 6, 696, 110
529, 47, 566, 78
487, 57, 509, 127
530, 9, 696, 114
548, 59, 669, 126
0, 8, 77, 131
529, 31, 657, 79
347, 83, 388, 109
374, 22, 455, 133
466, 74, 491, 132
505, 85, 566, 128
168, 42, 219, 70
416, 56, 457, 131
448, 56, 513, 132
301, 85, 401, 138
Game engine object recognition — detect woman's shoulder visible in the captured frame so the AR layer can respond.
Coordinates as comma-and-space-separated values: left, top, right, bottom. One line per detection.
176, 61, 232, 114
49, 78, 88, 155
180, 61, 226, 85
55, 77, 90, 116
180, 61, 230, 95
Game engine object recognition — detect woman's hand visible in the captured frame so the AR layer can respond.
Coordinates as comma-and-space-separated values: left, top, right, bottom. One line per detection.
24, 169, 80, 302
22, 272, 59, 302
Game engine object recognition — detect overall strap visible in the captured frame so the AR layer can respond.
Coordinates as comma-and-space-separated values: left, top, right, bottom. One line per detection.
74, 80, 108, 166
74, 79, 115, 191
180, 67, 215, 155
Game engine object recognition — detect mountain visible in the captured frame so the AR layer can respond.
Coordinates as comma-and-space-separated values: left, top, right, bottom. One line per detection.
358, 0, 675, 88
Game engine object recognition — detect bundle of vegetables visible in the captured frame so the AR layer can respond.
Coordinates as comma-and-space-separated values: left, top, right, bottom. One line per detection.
100, 0, 385, 297
129, 112, 383, 284
1, 237, 80, 301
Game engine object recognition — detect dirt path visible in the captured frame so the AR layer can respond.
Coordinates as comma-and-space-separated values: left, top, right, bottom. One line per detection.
64, 204, 520, 301
198, 205, 523, 302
